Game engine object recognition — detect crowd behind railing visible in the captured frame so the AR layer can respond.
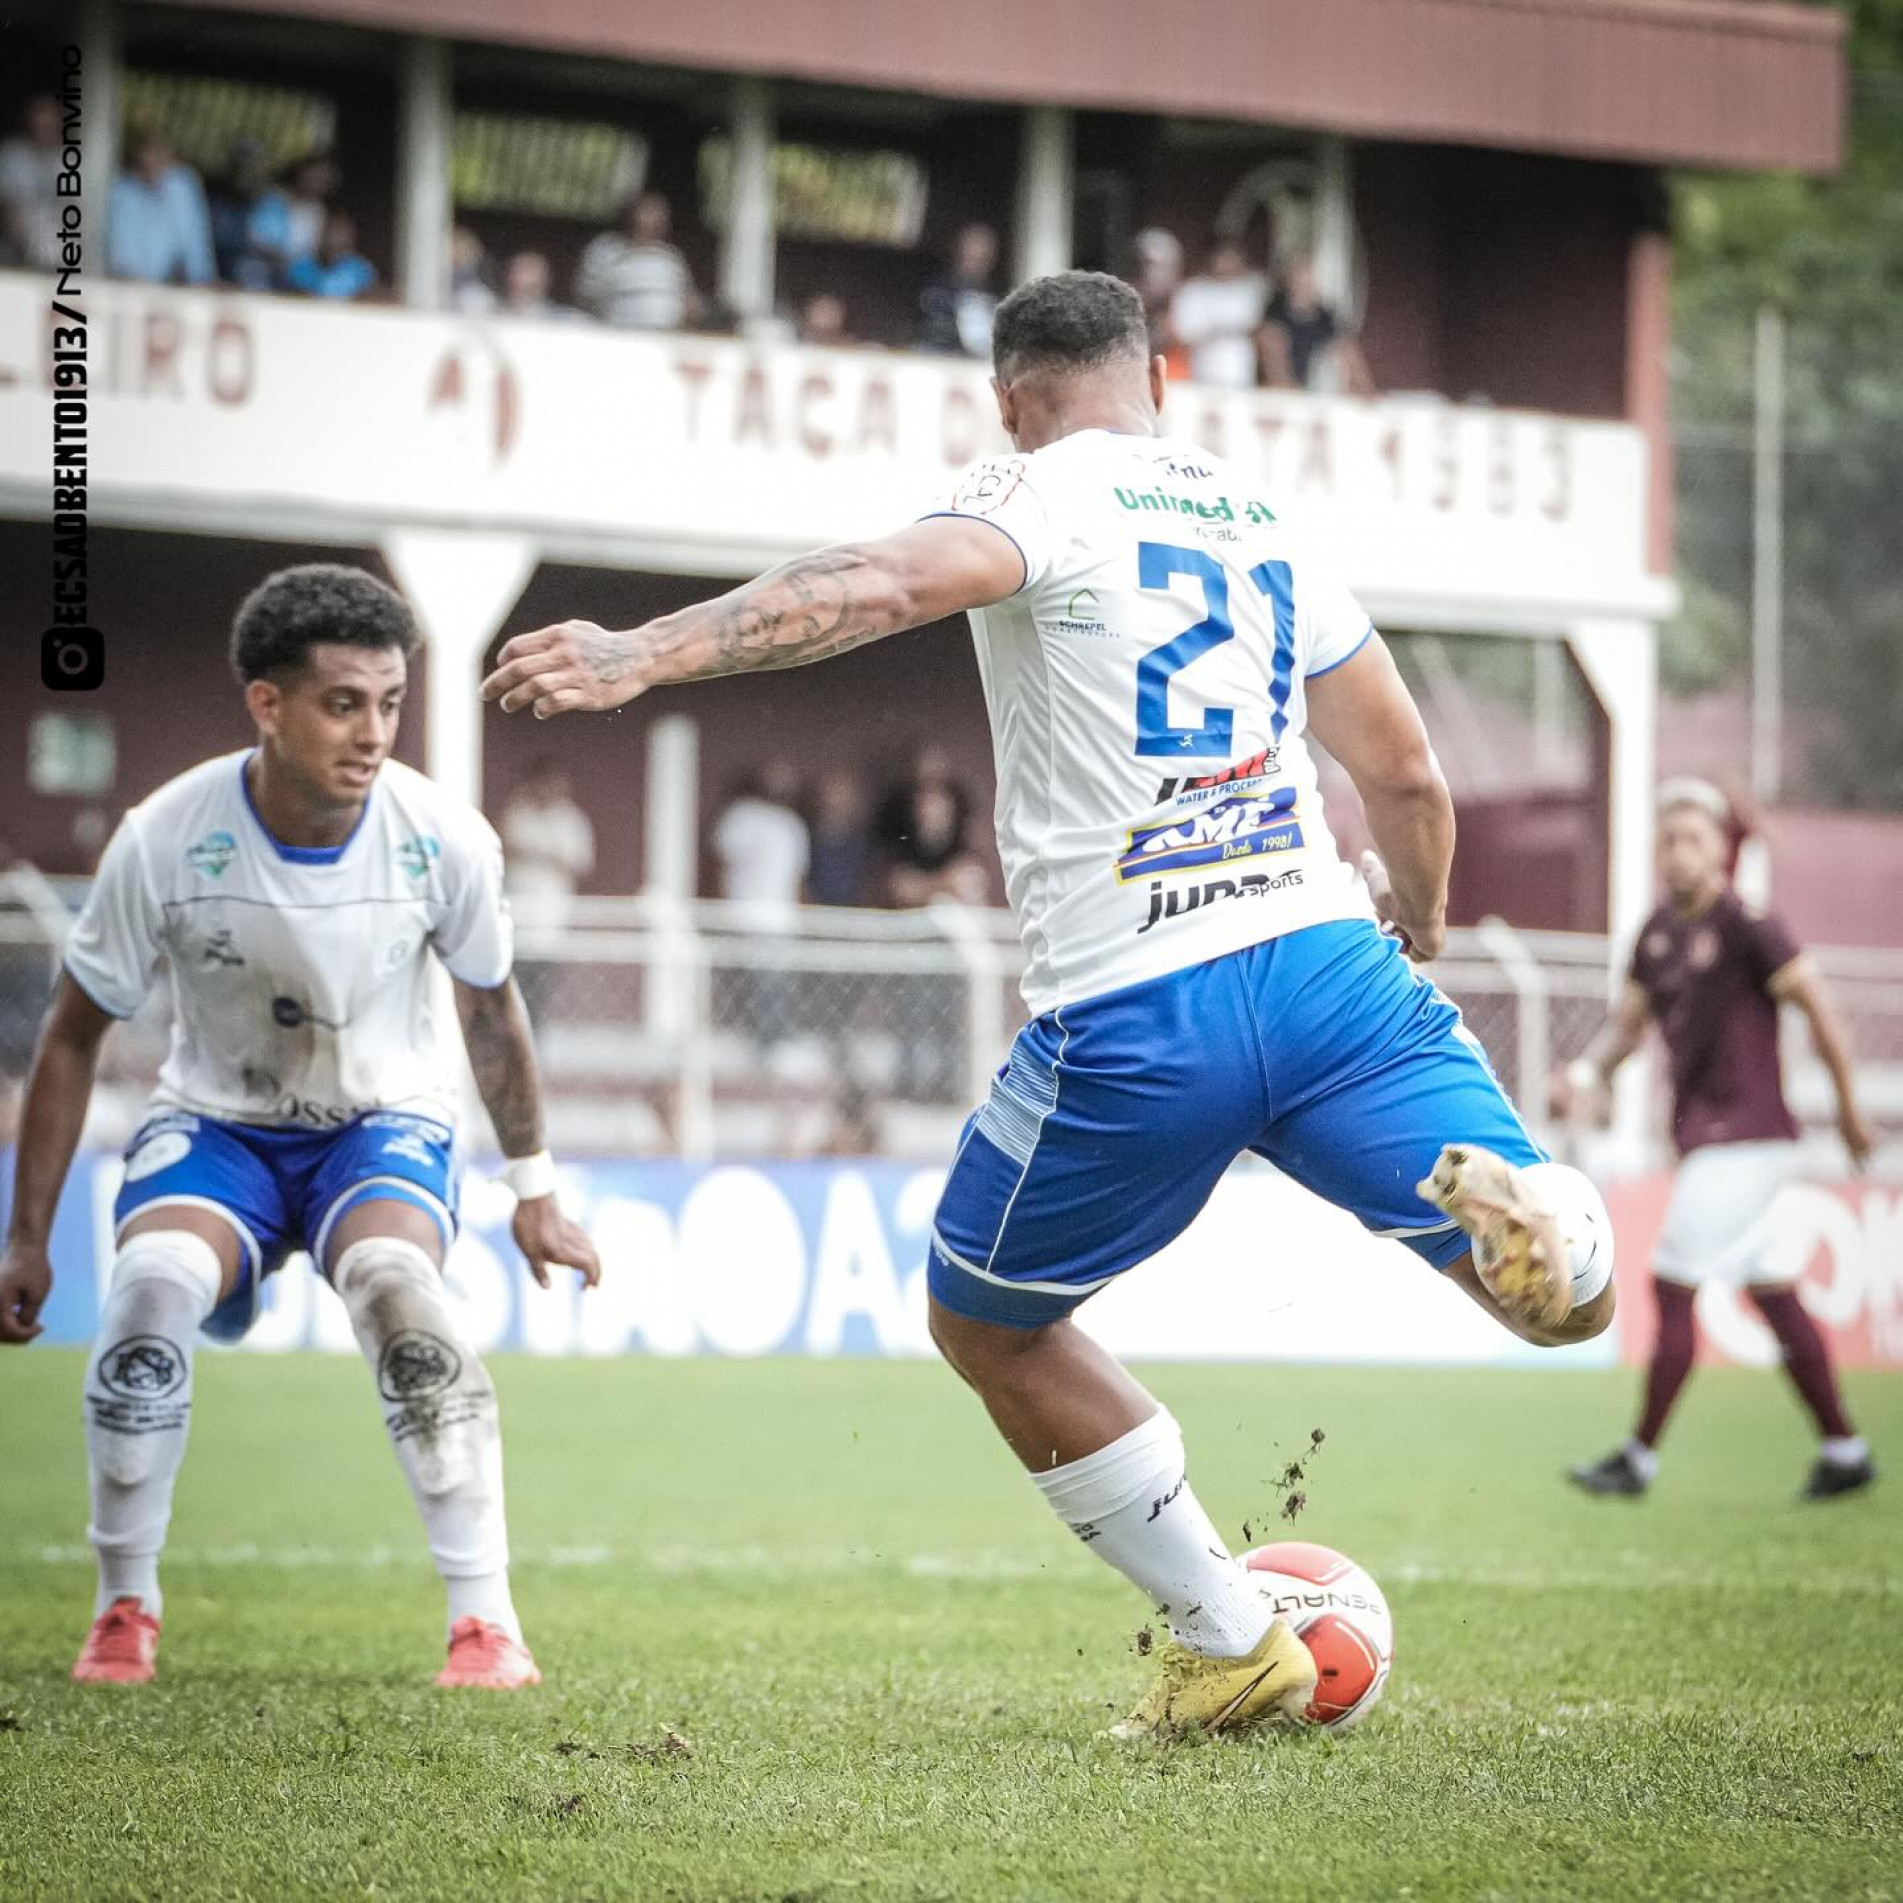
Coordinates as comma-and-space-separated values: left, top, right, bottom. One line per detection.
0, 93, 1372, 393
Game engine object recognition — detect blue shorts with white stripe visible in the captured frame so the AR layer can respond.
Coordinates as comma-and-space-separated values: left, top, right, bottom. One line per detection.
927, 918, 1545, 1328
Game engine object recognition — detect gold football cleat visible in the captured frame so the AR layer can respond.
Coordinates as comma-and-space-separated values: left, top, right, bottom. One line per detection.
1108, 1616, 1317, 1743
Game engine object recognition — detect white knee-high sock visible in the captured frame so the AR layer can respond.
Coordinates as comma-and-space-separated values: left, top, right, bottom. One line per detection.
332, 1237, 521, 1641
84, 1231, 222, 1619
1031, 1408, 1271, 1658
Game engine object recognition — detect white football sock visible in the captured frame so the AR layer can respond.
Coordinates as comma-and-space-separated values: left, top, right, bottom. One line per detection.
1031, 1408, 1271, 1659
1623, 1437, 1660, 1482
332, 1237, 521, 1643
84, 1231, 223, 1620
1821, 1435, 1869, 1467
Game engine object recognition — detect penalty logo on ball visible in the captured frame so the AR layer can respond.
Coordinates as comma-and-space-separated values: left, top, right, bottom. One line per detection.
1243, 1540, 1394, 1730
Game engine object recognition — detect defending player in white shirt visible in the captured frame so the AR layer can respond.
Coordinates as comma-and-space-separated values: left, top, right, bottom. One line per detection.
0, 565, 600, 1689
482, 272, 1616, 1741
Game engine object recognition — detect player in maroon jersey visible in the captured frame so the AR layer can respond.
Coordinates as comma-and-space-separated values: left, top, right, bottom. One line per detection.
1558, 779, 1877, 1502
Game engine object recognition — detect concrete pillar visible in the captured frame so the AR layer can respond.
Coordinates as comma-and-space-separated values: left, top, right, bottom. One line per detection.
1567, 616, 1659, 1152
1013, 105, 1073, 285
717, 76, 776, 322
77, 0, 121, 276
380, 528, 538, 813
395, 37, 453, 312
1314, 136, 1354, 308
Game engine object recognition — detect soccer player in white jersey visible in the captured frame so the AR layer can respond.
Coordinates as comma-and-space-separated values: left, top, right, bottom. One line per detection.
482, 273, 1616, 1739
0, 565, 600, 1689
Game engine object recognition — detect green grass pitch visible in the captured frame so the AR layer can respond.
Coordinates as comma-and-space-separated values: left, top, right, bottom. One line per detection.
2, 1352, 1898, 1901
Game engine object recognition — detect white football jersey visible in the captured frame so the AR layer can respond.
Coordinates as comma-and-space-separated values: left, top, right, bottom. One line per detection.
64, 752, 511, 1129
928, 429, 1376, 1013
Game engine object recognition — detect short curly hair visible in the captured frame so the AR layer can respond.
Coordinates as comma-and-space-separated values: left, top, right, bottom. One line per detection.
991, 270, 1149, 382
229, 564, 419, 684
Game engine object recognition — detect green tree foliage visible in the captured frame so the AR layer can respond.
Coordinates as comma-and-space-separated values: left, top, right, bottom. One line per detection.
1669, 0, 1903, 806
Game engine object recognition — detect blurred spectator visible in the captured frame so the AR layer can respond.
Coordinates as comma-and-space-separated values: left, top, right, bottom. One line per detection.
106, 130, 215, 285
816, 1080, 883, 1157
876, 747, 988, 906
797, 292, 852, 348
500, 759, 596, 1029
713, 764, 810, 912
713, 763, 810, 1049
247, 151, 338, 287
1132, 227, 1189, 375
1170, 238, 1267, 389
450, 225, 496, 313
0, 94, 63, 271
576, 190, 700, 330
499, 249, 586, 322
206, 137, 276, 289
286, 210, 377, 300
1261, 252, 1374, 396
808, 769, 872, 907
918, 222, 999, 357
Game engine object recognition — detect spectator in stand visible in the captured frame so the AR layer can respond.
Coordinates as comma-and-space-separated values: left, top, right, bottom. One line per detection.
251, 151, 338, 287
1131, 227, 1190, 378
107, 129, 215, 286
499, 249, 586, 322
0, 94, 63, 272
808, 769, 872, 907
918, 221, 999, 357
576, 190, 701, 331
1261, 251, 1375, 396
206, 137, 277, 289
499, 758, 596, 1030
286, 210, 376, 300
449, 225, 496, 313
797, 292, 852, 347
712, 763, 810, 1049
876, 746, 988, 907
1170, 237, 1267, 389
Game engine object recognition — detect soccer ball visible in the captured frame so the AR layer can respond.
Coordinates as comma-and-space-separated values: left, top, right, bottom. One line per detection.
1242, 1541, 1393, 1731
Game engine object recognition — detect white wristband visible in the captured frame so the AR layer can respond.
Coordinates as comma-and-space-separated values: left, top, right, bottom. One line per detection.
501, 1151, 558, 1201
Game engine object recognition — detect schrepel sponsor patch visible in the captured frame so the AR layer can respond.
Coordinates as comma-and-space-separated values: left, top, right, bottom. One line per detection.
1116, 788, 1303, 883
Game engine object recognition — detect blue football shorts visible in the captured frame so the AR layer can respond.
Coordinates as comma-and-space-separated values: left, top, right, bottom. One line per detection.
928, 919, 1546, 1328
113, 1110, 461, 1341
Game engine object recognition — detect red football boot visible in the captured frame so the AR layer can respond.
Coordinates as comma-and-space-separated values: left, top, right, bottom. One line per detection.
435, 1616, 542, 1689
72, 1598, 161, 1685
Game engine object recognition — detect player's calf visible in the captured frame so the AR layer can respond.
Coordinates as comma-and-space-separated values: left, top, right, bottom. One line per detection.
331, 1236, 529, 1667
1422, 1150, 1615, 1345
82, 1230, 222, 1627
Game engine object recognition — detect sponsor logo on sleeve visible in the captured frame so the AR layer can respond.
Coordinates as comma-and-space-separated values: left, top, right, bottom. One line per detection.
185, 831, 237, 879
950, 458, 1026, 517
396, 835, 442, 882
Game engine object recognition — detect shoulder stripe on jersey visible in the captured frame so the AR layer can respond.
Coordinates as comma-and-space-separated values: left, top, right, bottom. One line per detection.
915, 512, 1031, 596
1305, 624, 1374, 681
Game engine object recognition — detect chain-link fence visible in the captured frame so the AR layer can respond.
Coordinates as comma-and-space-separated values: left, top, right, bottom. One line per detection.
7, 888, 1901, 1168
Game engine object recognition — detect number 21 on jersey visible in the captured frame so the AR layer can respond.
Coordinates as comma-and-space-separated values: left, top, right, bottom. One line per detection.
1134, 542, 1297, 758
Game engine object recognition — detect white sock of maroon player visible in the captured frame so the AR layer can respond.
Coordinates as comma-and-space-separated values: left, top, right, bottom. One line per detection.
84, 1232, 222, 1620
332, 1237, 522, 1642
1030, 1408, 1272, 1658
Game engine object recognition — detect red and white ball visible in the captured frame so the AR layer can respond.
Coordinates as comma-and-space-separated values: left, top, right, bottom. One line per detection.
1242, 1541, 1394, 1731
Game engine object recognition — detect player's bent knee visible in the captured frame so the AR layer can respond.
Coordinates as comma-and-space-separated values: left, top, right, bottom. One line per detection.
1517, 1161, 1615, 1310
333, 1236, 495, 1494
928, 1295, 1060, 1385
87, 1232, 221, 1482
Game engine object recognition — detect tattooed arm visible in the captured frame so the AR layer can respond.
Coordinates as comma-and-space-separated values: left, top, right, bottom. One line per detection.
452, 977, 601, 1288
453, 976, 546, 1158
480, 517, 1025, 719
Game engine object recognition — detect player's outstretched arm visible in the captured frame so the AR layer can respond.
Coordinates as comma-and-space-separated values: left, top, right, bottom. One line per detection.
1553, 981, 1651, 1120
1305, 634, 1454, 961
1771, 957, 1876, 1170
480, 517, 1026, 720
0, 976, 116, 1344
452, 977, 603, 1289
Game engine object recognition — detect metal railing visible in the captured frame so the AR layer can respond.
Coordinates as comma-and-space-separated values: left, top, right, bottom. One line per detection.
4, 891, 1900, 1168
